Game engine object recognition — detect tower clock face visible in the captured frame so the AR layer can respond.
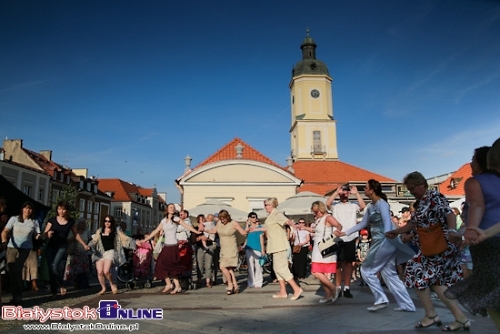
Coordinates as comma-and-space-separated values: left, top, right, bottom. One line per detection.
310, 89, 320, 98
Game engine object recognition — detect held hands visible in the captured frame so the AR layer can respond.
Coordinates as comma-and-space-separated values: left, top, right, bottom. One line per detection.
333, 230, 345, 237
400, 233, 414, 243
385, 230, 398, 239
466, 227, 485, 244
462, 228, 480, 245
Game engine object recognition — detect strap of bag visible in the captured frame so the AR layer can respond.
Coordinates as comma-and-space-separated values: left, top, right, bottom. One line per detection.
321, 214, 333, 242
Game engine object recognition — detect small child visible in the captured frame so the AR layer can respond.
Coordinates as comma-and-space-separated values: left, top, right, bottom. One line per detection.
201, 219, 216, 252
357, 229, 370, 286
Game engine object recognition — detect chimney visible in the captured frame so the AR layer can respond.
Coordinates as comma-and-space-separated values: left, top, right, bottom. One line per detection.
184, 155, 192, 172
235, 143, 244, 159
40, 150, 52, 161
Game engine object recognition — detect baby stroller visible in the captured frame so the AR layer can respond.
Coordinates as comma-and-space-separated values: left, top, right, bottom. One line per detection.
178, 240, 196, 291
117, 240, 154, 290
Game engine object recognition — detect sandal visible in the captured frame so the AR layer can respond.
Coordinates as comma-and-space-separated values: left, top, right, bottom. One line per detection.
162, 285, 173, 293
206, 281, 212, 288
60, 287, 67, 296
170, 287, 182, 295
415, 314, 442, 328
442, 319, 470, 331
226, 288, 235, 295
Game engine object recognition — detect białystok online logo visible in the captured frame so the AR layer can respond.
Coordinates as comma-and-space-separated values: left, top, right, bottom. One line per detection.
2, 300, 163, 322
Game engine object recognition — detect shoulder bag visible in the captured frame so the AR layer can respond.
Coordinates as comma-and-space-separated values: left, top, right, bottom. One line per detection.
317, 216, 344, 257
416, 222, 447, 256
292, 230, 302, 254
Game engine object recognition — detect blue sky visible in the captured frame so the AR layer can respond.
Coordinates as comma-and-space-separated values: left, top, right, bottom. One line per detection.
1, 1, 499, 203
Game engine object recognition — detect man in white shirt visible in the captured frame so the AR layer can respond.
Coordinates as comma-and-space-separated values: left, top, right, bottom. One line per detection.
326, 185, 365, 298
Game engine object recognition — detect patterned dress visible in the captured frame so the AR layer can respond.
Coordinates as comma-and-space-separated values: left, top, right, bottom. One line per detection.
404, 189, 462, 289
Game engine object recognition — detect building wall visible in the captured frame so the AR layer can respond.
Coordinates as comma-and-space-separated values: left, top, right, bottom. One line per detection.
0, 161, 51, 206
180, 160, 301, 213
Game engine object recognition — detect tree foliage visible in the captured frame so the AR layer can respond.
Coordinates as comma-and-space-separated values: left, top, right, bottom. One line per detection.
47, 185, 80, 221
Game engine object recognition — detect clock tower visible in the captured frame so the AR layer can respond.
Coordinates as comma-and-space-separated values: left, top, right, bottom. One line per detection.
289, 30, 338, 161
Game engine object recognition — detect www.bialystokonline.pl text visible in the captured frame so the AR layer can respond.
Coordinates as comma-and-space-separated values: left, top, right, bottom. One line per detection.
22, 323, 139, 332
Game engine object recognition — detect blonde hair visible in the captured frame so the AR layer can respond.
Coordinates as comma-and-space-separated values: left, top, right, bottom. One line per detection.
311, 201, 327, 214
264, 197, 279, 208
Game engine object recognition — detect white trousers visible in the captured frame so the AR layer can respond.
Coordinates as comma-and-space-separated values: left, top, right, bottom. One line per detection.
246, 248, 263, 288
360, 239, 415, 311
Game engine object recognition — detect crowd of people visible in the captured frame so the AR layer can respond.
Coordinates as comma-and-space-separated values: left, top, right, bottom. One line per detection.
0, 136, 499, 331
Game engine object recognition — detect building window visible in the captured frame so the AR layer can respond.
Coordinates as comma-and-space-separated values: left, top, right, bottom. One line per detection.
23, 185, 32, 197
87, 200, 92, 213
115, 208, 123, 218
38, 188, 44, 201
94, 202, 99, 213
80, 199, 85, 211
312, 131, 323, 153
52, 189, 60, 202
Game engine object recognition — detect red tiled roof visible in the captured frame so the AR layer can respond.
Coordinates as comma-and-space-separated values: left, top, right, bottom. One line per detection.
138, 188, 153, 197
438, 163, 471, 196
292, 160, 396, 195
98, 178, 154, 205
193, 138, 284, 170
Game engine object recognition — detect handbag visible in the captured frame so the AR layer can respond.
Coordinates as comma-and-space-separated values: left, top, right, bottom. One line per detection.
318, 235, 344, 257
416, 222, 447, 256
153, 236, 164, 255
259, 254, 268, 266
292, 230, 302, 254
317, 218, 344, 258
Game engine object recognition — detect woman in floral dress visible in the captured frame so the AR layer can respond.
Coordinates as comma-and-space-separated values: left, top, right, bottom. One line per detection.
386, 171, 469, 331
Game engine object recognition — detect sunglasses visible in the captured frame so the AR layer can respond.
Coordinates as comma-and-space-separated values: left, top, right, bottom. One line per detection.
104, 219, 111, 222
250, 216, 257, 219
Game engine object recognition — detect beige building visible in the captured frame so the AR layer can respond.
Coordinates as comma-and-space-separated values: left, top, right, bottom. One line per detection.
98, 178, 166, 234
177, 138, 302, 215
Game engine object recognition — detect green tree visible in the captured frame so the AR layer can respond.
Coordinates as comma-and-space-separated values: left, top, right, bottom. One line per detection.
47, 185, 80, 221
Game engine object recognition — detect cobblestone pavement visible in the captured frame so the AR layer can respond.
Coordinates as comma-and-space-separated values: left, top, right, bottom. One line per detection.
1, 272, 497, 333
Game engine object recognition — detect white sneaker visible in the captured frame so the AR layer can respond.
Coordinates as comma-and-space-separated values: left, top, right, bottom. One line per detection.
394, 307, 415, 312
367, 303, 388, 312
319, 297, 332, 303
331, 288, 340, 304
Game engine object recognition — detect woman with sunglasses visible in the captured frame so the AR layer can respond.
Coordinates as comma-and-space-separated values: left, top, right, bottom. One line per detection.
44, 200, 90, 298
89, 215, 132, 295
